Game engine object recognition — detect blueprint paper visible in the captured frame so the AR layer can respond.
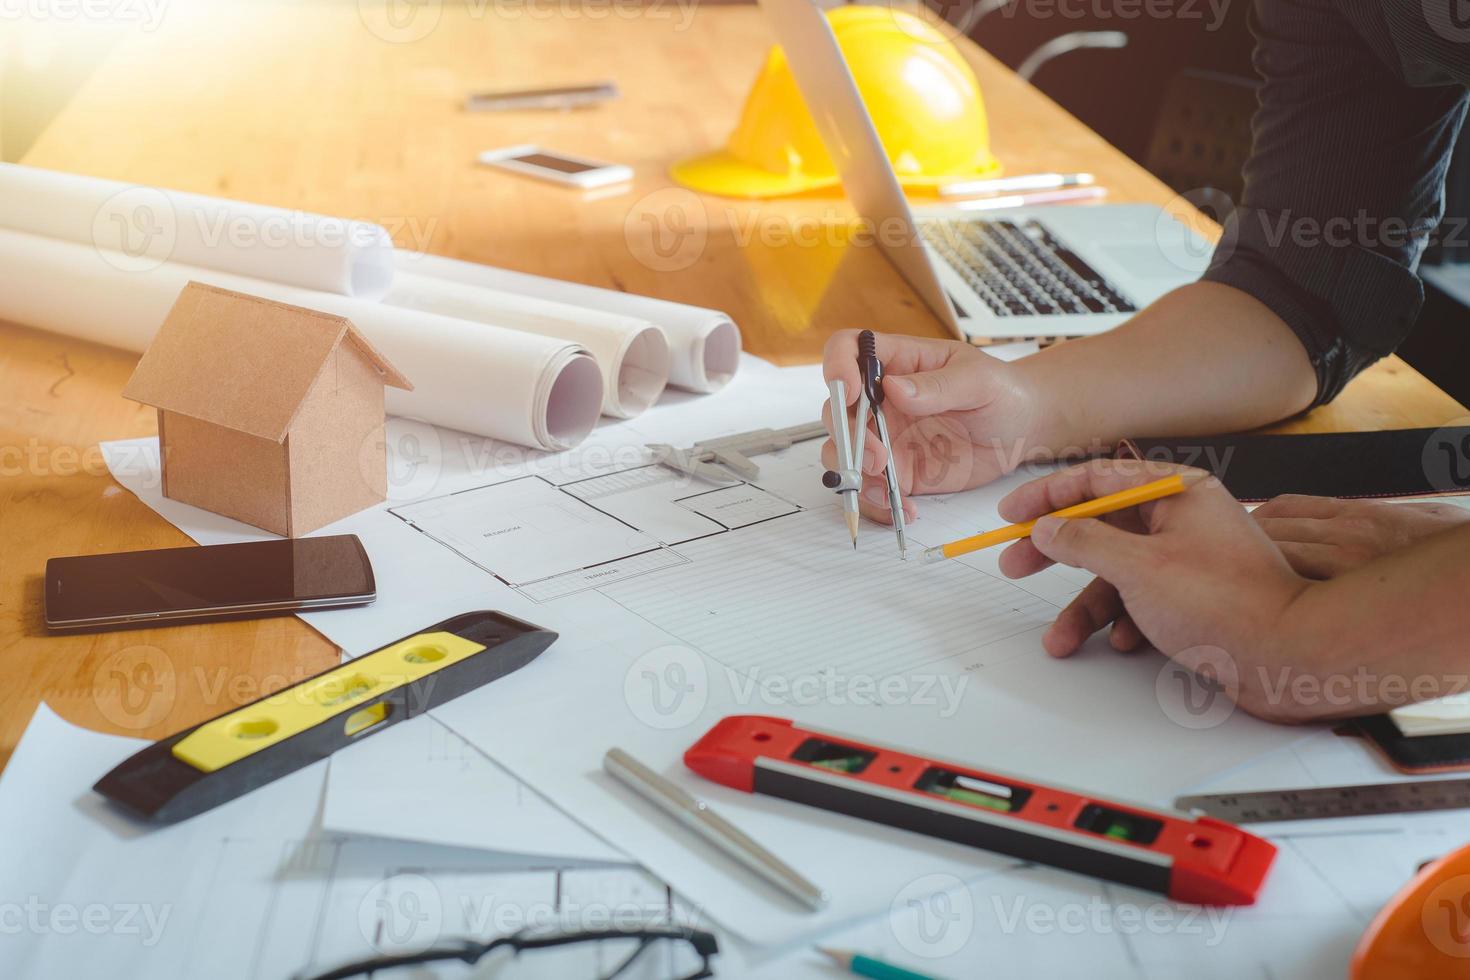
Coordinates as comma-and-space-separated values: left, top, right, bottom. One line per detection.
322, 713, 625, 863
102, 359, 1314, 945
388, 271, 672, 419
396, 249, 741, 394
0, 703, 334, 978
0, 229, 602, 449
4, 705, 1463, 978
0, 162, 395, 299
2, 696, 1446, 980
425, 559, 1304, 944
0, 706, 704, 980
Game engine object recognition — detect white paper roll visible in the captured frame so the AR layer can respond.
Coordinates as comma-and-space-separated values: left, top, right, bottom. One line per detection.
387, 272, 670, 420
0, 230, 603, 450
0, 163, 396, 299
395, 251, 742, 394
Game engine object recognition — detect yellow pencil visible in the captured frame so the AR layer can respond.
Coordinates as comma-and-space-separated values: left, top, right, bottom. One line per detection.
918, 472, 1205, 563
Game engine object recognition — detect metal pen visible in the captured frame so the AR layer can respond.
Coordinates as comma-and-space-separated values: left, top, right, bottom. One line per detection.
603, 748, 829, 912
939, 170, 1095, 198
950, 185, 1107, 212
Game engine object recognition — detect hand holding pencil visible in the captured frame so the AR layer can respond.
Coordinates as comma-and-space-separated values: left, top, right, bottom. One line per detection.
974, 462, 1310, 715
919, 471, 1205, 563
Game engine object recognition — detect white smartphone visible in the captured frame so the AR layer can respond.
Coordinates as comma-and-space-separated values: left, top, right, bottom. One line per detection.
477, 145, 633, 189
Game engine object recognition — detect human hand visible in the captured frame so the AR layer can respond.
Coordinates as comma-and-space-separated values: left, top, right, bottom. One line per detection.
996, 460, 1312, 722
820, 330, 1040, 525
1251, 494, 1470, 579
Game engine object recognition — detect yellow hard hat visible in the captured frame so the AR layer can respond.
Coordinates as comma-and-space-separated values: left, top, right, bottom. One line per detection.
671, 6, 1001, 199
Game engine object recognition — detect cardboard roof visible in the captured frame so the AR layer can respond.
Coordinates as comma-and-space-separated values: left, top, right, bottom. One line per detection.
123, 282, 412, 443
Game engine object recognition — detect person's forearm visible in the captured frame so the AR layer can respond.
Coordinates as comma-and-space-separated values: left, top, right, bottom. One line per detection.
1263, 524, 1470, 720
1014, 282, 1319, 453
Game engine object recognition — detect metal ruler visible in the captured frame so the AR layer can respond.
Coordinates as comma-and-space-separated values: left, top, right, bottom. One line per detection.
1174, 779, 1470, 824
648, 420, 827, 483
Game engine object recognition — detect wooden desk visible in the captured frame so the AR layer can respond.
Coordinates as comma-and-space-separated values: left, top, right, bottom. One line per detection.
3, 3, 1465, 772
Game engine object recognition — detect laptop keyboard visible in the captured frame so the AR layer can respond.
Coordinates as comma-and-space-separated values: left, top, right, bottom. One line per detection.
920, 217, 1137, 318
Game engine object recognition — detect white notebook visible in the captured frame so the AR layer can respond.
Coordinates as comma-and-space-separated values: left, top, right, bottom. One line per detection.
1391, 692, 1470, 737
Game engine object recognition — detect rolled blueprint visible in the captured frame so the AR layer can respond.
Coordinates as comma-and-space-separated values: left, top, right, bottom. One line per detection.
0, 230, 603, 451
387, 271, 670, 419
0, 163, 395, 299
395, 251, 741, 394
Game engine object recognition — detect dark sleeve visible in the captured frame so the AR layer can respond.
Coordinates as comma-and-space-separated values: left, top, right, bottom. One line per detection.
1201, 0, 1468, 407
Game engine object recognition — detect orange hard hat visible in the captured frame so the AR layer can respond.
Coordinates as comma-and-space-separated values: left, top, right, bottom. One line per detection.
1352, 839, 1470, 979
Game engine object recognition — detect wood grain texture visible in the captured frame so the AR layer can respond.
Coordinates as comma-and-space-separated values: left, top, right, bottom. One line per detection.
3, 2, 1465, 771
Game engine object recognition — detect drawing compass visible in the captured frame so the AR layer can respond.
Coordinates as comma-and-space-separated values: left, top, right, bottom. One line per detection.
855, 330, 906, 558
821, 332, 906, 557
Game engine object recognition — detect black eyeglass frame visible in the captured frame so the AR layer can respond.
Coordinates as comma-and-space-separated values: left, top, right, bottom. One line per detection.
300, 924, 719, 980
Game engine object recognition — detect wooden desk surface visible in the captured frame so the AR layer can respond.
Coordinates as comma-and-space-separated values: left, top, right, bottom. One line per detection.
4, 3, 1465, 772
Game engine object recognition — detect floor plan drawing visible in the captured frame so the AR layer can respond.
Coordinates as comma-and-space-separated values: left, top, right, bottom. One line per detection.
387, 440, 1067, 686
389, 463, 804, 602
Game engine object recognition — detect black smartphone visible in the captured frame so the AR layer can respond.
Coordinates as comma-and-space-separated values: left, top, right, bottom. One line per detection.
44, 535, 376, 632
1344, 715, 1470, 774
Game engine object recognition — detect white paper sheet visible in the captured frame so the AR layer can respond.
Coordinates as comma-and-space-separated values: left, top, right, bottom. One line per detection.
0, 706, 705, 980
322, 713, 625, 863
388, 271, 671, 419
1391, 692, 1470, 736
0, 163, 395, 298
0, 229, 604, 450
0, 703, 330, 978
424, 598, 1303, 945
102, 359, 1311, 947
327, 676, 1463, 980
397, 250, 742, 394
4, 700, 1442, 979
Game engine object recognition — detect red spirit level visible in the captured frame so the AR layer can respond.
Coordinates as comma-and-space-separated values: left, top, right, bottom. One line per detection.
684, 715, 1277, 906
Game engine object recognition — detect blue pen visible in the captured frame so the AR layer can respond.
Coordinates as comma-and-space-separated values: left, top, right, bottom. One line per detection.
817, 947, 944, 980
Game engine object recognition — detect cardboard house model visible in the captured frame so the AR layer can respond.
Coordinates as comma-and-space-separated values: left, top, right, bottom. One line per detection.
122, 282, 413, 537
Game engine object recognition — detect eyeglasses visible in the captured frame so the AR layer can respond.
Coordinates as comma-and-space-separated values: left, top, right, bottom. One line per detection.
300, 924, 719, 980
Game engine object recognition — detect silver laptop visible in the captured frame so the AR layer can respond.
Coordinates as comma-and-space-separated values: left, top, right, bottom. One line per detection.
758, 0, 1211, 341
